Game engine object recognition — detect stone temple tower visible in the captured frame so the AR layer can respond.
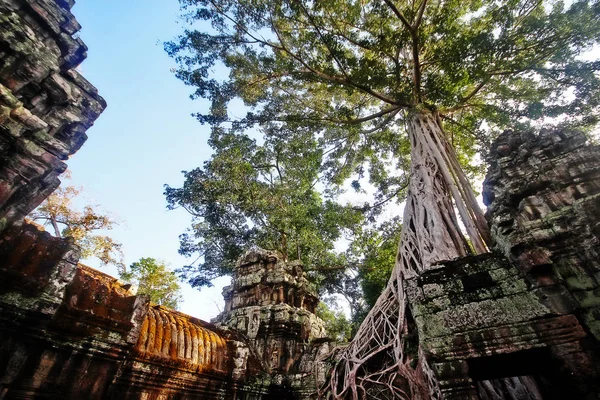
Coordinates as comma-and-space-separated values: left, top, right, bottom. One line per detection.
214, 248, 327, 375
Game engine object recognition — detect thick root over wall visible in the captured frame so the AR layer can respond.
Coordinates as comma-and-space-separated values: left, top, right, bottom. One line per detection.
319, 109, 490, 400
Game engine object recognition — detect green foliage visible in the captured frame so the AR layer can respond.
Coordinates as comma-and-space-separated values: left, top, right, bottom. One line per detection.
120, 258, 183, 309
168, 0, 600, 193
30, 172, 124, 271
349, 217, 402, 309
316, 302, 353, 343
165, 126, 364, 288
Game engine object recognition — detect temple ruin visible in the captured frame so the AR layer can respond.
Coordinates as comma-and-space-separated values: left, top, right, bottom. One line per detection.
1, 0, 599, 399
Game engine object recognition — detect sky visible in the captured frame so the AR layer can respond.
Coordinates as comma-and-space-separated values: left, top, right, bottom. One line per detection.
67, 0, 229, 320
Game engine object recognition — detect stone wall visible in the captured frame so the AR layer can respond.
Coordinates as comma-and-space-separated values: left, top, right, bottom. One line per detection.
484, 128, 600, 341
214, 248, 332, 398
0, 221, 240, 399
0, 0, 105, 230
410, 128, 600, 399
0, 224, 332, 399
0, 221, 139, 398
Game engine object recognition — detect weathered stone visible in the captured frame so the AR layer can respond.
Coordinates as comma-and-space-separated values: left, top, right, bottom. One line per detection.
213, 248, 331, 397
0, 0, 106, 230
0, 220, 244, 399
411, 129, 600, 399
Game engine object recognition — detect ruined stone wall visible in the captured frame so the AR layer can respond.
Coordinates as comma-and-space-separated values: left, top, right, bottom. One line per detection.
0, 0, 105, 230
215, 249, 332, 399
0, 224, 331, 399
410, 128, 600, 399
0, 221, 239, 399
113, 305, 236, 399
484, 128, 600, 341
0, 221, 140, 398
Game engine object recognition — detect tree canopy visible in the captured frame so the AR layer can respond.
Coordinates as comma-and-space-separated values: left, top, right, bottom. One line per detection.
120, 257, 183, 309
165, 126, 364, 293
30, 173, 124, 271
166, 0, 600, 289
167, 0, 600, 192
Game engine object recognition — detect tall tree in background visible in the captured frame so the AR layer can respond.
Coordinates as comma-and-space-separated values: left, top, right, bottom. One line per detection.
316, 302, 353, 343
167, 0, 600, 397
165, 126, 364, 307
349, 217, 402, 311
30, 172, 124, 271
120, 258, 183, 309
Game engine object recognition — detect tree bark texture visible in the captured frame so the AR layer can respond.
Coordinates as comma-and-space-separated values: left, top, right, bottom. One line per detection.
319, 109, 490, 400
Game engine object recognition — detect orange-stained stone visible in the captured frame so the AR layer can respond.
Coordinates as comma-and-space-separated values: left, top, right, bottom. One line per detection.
133, 305, 228, 373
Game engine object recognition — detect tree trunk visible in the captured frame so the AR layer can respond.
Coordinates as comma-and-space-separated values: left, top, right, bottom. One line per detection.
400, 109, 490, 276
320, 108, 490, 400
280, 231, 288, 261
50, 216, 62, 238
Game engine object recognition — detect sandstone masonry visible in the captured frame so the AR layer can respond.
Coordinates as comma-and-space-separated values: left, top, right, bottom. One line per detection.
0, 0, 106, 230
408, 128, 600, 399
1, 0, 600, 399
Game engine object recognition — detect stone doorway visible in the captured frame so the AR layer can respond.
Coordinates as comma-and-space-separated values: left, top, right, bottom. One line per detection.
475, 376, 544, 400
467, 348, 574, 400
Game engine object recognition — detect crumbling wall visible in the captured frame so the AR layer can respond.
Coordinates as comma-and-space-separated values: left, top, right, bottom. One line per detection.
0, 221, 238, 399
0, 225, 328, 399
484, 128, 600, 341
0, 0, 105, 230
0, 221, 143, 398
409, 128, 600, 399
215, 248, 332, 399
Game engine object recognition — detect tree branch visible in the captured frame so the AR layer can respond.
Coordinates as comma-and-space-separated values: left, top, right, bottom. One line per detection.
382, 0, 412, 32
414, 0, 428, 29
382, 0, 423, 102
353, 183, 408, 212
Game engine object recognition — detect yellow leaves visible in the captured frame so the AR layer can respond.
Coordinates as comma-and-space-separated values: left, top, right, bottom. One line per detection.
29, 170, 123, 269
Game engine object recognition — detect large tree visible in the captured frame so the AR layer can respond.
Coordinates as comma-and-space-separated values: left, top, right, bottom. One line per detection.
167, 0, 600, 397
120, 258, 183, 309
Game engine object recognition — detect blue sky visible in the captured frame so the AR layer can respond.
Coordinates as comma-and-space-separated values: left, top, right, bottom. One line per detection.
68, 0, 229, 320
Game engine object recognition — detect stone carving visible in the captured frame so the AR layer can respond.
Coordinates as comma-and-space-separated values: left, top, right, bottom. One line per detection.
135, 306, 229, 374
212, 248, 333, 397
483, 128, 600, 341
0, 221, 237, 399
214, 249, 326, 373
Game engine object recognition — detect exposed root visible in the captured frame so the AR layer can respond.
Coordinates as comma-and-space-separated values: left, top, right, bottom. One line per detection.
319, 109, 489, 399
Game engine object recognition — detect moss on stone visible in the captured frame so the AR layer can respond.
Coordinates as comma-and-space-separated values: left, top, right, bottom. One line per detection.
582, 308, 600, 342
573, 289, 600, 308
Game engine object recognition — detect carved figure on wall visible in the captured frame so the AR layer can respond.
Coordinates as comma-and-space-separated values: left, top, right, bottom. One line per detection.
248, 312, 260, 338
270, 345, 280, 370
